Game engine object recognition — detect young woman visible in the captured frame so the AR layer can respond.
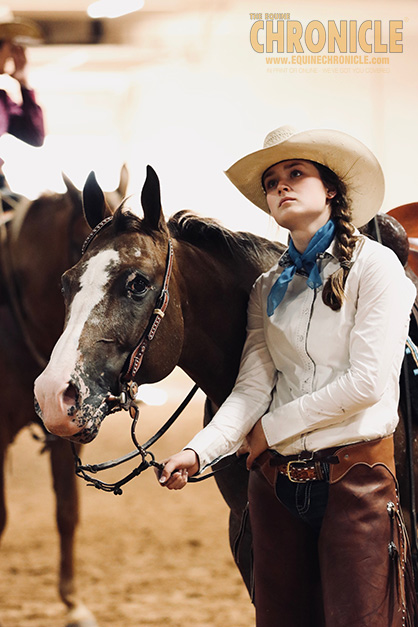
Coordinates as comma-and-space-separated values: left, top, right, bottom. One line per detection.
0, 12, 44, 147
0, 12, 44, 208
157, 125, 417, 626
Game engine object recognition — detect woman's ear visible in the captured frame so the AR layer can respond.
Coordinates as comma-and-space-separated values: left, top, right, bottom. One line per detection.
326, 189, 337, 200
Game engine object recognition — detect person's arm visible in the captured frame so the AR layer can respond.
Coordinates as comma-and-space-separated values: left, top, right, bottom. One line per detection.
157, 275, 279, 490
261, 244, 416, 448
7, 45, 45, 146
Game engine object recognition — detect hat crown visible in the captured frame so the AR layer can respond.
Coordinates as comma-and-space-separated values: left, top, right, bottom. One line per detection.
0, 7, 43, 44
263, 125, 299, 149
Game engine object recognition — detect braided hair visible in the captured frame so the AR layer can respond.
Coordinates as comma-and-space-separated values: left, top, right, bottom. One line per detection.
313, 162, 358, 311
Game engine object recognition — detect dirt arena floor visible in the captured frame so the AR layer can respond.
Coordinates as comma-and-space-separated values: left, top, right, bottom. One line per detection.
0, 370, 255, 626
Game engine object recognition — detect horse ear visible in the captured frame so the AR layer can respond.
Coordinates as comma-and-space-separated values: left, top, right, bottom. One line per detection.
82, 171, 109, 230
141, 165, 167, 232
117, 163, 129, 199
61, 172, 82, 212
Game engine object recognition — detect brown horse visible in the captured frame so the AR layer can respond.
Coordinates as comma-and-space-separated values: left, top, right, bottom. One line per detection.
387, 203, 418, 338
0, 167, 128, 627
386, 203, 418, 275
34, 165, 418, 603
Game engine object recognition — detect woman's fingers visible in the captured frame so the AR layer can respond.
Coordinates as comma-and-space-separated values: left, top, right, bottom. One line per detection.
157, 449, 199, 489
159, 466, 188, 490
166, 468, 189, 490
237, 440, 250, 457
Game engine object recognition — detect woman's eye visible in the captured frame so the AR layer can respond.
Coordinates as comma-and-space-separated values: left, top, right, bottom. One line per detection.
290, 169, 302, 178
266, 178, 277, 190
126, 275, 149, 297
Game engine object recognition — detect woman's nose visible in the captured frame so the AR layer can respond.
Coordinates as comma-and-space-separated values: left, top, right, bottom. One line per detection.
277, 182, 290, 194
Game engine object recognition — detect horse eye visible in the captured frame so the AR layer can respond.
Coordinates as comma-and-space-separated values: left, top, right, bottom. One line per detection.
126, 274, 149, 298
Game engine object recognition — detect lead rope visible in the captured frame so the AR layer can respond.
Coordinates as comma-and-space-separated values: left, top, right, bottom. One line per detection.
72, 381, 237, 494
72, 383, 199, 494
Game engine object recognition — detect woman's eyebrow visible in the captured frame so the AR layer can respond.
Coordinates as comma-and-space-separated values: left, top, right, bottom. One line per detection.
264, 161, 305, 179
282, 161, 305, 170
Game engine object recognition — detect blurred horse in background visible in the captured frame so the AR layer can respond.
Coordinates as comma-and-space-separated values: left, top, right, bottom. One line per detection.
387, 202, 418, 337
0, 165, 128, 627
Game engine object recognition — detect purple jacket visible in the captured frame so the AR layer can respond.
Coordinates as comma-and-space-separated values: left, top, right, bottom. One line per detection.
0, 86, 44, 147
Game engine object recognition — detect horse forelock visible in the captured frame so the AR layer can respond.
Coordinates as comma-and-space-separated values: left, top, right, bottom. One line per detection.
167, 210, 282, 266
111, 205, 160, 240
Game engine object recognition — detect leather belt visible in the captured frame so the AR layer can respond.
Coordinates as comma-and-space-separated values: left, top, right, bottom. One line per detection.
255, 437, 394, 486
276, 460, 326, 483
270, 447, 341, 482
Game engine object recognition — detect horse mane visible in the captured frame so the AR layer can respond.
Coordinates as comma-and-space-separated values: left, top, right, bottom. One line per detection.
110, 207, 283, 268
167, 210, 283, 266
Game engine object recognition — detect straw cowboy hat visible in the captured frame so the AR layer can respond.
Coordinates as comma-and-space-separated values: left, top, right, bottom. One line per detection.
0, 7, 43, 46
225, 125, 385, 227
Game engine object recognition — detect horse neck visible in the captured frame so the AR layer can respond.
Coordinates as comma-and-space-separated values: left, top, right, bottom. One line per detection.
174, 240, 275, 407
10, 194, 85, 359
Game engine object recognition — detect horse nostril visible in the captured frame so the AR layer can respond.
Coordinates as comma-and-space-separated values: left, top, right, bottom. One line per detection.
63, 382, 78, 407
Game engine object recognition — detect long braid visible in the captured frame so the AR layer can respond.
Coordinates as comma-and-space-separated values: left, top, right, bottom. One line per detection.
314, 163, 358, 311
322, 203, 358, 310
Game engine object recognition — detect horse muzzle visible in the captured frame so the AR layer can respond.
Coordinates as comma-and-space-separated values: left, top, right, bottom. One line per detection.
34, 371, 109, 443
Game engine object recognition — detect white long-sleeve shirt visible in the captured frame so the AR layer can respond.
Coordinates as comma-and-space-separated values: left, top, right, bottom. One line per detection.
187, 234, 416, 471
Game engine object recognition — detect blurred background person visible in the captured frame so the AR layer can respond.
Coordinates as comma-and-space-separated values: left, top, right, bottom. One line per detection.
0, 7, 44, 209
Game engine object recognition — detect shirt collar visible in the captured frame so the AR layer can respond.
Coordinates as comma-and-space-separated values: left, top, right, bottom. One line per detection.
279, 227, 361, 270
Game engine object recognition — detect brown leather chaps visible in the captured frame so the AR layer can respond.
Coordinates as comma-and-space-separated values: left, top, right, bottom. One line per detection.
249, 436, 417, 626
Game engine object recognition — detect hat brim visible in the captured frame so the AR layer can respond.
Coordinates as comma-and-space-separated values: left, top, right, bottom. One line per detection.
0, 20, 43, 45
225, 129, 384, 228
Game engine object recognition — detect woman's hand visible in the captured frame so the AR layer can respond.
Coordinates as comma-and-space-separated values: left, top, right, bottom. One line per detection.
237, 419, 268, 470
10, 45, 29, 87
157, 449, 199, 490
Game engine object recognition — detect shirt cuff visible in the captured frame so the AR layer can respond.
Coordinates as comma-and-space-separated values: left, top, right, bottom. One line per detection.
184, 427, 243, 473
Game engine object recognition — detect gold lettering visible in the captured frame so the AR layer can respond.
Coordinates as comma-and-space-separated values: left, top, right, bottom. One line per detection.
305, 21, 326, 53
266, 20, 285, 53
374, 21, 387, 53
328, 20, 347, 53
389, 20, 403, 52
250, 21, 264, 53
349, 21, 357, 52
358, 21, 372, 53
286, 20, 303, 53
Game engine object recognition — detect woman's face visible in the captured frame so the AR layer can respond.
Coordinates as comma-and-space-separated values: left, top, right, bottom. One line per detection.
262, 159, 335, 234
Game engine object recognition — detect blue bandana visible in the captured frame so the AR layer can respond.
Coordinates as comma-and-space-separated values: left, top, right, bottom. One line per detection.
267, 219, 336, 316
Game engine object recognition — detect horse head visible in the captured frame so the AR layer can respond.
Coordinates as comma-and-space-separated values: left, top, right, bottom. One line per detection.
34, 166, 185, 443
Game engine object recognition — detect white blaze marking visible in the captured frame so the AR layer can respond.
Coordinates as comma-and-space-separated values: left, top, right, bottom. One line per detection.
45, 248, 120, 382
